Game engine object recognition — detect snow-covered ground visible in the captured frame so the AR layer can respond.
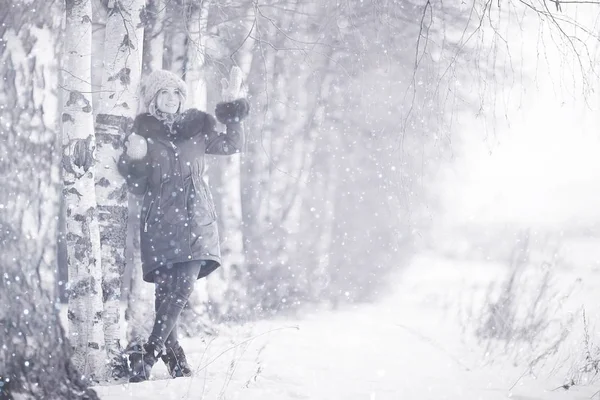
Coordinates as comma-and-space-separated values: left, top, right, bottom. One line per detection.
93, 253, 600, 400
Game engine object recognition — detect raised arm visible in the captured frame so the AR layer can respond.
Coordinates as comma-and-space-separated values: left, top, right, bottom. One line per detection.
205, 98, 250, 155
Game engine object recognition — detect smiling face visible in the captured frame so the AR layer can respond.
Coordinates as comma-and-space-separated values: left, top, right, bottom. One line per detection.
155, 87, 182, 114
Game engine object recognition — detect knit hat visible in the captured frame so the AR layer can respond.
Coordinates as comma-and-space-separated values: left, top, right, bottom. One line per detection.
140, 69, 187, 111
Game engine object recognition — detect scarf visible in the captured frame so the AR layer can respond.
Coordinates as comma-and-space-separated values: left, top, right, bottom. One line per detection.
154, 109, 178, 126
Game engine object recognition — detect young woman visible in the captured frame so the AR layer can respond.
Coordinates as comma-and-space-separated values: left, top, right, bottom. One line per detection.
118, 69, 249, 382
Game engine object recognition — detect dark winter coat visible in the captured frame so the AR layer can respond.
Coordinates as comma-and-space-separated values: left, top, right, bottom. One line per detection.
118, 99, 250, 283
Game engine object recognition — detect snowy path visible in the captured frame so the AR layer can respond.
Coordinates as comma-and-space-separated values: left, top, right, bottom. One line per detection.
94, 258, 600, 400
93, 302, 600, 400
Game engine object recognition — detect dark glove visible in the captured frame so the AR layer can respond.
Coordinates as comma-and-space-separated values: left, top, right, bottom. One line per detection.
215, 98, 250, 124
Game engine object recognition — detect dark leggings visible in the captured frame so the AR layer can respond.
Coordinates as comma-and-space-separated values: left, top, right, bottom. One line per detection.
148, 261, 201, 349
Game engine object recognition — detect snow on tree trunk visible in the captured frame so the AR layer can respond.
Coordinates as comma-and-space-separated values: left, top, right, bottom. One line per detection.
94, 0, 146, 379
61, 0, 107, 382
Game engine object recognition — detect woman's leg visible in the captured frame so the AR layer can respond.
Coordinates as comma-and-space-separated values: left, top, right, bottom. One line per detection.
148, 260, 202, 349
154, 268, 178, 348
129, 268, 173, 383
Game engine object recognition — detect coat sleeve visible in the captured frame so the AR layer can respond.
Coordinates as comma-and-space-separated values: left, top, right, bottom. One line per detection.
117, 115, 154, 195
117, 152, 152, 195
205, 98, 250, 155
204, 122, 245, 155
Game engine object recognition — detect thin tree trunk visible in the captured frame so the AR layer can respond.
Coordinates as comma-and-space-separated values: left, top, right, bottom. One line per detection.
94, 0, 146, 379
177, 1, 216, 334
184, 1, 209, 110
124, 0, 164, 345
166, 0, 187, 76
311, 149, 337, 299
239, 3, 308, 310
208, 7, 255, 318
142, 0, 165, 76
292, 52, 337, 295
62, 0, 107, 382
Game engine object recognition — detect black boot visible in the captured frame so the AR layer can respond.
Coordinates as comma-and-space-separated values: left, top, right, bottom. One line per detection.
128, 342, 162, 383
161, 343, 193, 378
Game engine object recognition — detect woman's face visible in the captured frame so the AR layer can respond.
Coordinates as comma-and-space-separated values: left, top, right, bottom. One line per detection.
155, 87, 181, 114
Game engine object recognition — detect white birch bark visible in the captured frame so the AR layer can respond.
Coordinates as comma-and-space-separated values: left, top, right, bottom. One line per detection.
62, 0, 106, 382
124, 0, 164, 343
94, 0, 145, 378
0, 5, 101, 393
1, 25, 63, 296
91, 0, 108, 114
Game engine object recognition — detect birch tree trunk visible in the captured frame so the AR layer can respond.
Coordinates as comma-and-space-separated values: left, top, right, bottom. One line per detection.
94, 0, 146, 379
177, 1, 216, 334
124, 0, 164, 344
62, 0, 107, 382
91, 0, 108, 114
0, 1, 100, 396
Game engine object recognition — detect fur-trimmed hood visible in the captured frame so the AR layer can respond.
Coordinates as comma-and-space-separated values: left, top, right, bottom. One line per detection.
132, 99, 250, 142
132, 109, 216, 142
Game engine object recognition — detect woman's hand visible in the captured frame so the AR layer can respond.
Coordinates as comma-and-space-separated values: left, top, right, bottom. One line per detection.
221, 66, 244, 102
217, 66, 249, 124
125, 132, 148, 160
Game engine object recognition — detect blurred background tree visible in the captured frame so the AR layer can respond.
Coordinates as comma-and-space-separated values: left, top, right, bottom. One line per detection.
0, 0, 101, 397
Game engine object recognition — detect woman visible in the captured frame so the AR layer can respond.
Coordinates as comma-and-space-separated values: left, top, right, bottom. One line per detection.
118, 69, 249, 382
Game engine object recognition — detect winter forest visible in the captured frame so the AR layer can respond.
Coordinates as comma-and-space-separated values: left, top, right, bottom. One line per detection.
2, 0, 600, 398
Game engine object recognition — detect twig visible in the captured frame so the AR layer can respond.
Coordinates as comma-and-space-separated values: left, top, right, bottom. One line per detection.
395, 323, 472, 371
195, 325, 299, 374
509, 367, 531, 391
551, 379, 575, 391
